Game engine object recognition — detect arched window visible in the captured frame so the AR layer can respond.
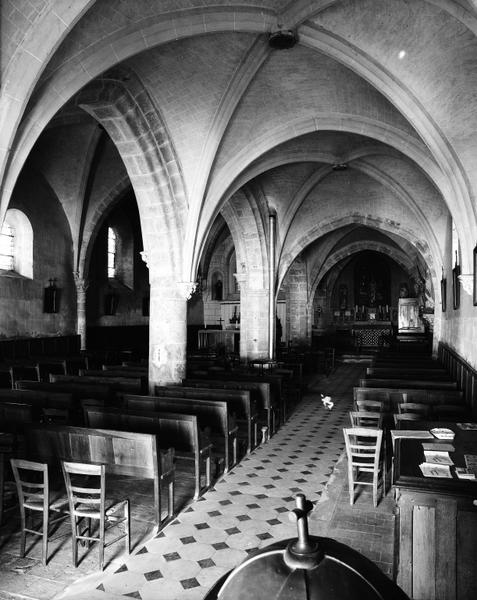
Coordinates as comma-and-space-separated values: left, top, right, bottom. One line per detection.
0, 209, 33, 278
107, 227, 116, 278
0, 222, 14, 270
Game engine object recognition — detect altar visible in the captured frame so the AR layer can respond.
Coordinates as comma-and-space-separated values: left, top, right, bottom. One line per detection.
352, 321, 393, 349
198, 328, 240, 353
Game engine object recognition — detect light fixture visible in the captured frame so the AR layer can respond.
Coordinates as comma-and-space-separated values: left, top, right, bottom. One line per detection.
268, 28, 298, 50
332, 163, 348, 171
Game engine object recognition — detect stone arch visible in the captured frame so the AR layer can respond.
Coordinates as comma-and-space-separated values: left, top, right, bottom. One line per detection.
299, 24, 476, 264
200, 116, 455, 258
76, 71, 187, 283
309, 241, 416, 304
0, 0, 93, 224
79, 176, 132, 280
279, 214, 437, 288
278, 158, 443, 273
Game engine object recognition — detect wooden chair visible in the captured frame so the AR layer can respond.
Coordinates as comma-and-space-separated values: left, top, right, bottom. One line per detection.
41, 407, 70, 424
61, 461, 130, 571
349, 410, 383, 429
10, 458, 69, 566
397, 402, 429, 416
354, 399, 384, 413
393, 412, 422, 427
343, 427, 384, 508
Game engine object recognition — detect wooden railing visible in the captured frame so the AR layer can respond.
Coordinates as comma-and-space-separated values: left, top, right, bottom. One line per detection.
438, 342, 477, 415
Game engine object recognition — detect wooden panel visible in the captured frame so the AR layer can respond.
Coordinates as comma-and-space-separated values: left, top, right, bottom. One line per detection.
435, 499, 457, 600
457, 510, 477, 599
397, 497, 413, 596
412, 504, 436, 600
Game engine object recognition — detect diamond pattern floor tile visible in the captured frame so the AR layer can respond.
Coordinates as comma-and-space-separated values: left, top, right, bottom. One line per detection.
52, 363, 397, 600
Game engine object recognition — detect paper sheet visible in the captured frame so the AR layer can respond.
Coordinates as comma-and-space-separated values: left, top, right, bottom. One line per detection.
419, 463, 452, 478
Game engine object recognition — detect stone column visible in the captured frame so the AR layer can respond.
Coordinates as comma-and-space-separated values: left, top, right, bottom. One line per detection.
148, 275, 195, 391
74, 272, 89, 351
235, 270, 269, 361
268, 212, 276, 360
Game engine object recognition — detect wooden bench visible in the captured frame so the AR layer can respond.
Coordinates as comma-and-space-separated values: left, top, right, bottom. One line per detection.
50, 373, 144, 394
121, 393, 238, 473
83, 407, 211, 500
365, 367, 451, 380
24, 424, 174, 529
359, 378, 458, 391
82, 368, 148, 381
154, 385, 257, 453
183, 378, 276, 438
15, 379, 114, 405
0, 388, 74, 423
353, 387, 465, 412
0, 401, 34, 431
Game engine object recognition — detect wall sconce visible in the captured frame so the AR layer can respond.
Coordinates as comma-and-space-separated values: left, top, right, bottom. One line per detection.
43, 278, 60, 313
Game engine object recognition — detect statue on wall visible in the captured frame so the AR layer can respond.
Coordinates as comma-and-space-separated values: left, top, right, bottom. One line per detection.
339, 284, 348, 309
214, 279, 223, 301
399, 282, 409, 298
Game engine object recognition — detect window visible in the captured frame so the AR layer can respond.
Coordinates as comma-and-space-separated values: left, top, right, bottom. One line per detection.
0, 222, 14, 270
0, 209, 33, 278
107, 227, 116, 278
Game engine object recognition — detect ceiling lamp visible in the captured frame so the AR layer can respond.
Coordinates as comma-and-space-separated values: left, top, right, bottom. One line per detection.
332, 163, 348, 171
268, 29, 298, 50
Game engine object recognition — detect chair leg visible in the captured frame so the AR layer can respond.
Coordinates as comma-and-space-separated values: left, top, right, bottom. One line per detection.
99, 520, 105, 571
71, 516, 79, 567
124, 501, 130, 555
42, 509, 49, 566
348, 464, 354, 505
168, 479, 174, 519
19, 507, 26, 558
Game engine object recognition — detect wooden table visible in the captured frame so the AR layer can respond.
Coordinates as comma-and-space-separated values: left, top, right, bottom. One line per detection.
393, 421, 477, 600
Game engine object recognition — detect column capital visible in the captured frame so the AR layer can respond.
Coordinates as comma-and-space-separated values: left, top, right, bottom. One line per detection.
140, 251, 149, 268
177, 281, 198, 300
73, 271, 89, 293
234, 271, 248, 291
458, 274, 473, 296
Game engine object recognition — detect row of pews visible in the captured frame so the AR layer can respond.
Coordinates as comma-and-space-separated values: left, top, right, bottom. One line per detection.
355, 346, 477, 600
0, 348, 307, 533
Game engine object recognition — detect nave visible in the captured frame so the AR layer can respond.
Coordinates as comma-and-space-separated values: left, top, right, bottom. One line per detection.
59, 364, 394, 600
0, 363, 396, 600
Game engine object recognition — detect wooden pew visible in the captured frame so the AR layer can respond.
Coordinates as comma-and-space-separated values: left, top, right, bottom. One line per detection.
359, 378, 458, 391
0, 401, 35, 431
154, 385, 257, 454
50, 373, 144, 394
121, 393, 237, 473
183, 378, 276, 438
365, 367, 450, 380
80, 369, 148, 392
24, 424, 174, 530
0, 388, 74, 423
83, 407, 211, 500
354, 387, 465, 413
0, 388, 73, 410
15, 379, 113, 406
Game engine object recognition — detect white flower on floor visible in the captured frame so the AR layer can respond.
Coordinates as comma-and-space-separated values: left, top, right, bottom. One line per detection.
321, 394, 334, 409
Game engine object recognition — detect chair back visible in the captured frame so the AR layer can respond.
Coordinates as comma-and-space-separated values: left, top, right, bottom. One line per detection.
393, 412, 422, 427
343, 427, 383, 472
61, 461, 105, 520
10, 458, 49, 512
354, 399, 384, 412
397, 402, 429, 416
349, 410, 383, 429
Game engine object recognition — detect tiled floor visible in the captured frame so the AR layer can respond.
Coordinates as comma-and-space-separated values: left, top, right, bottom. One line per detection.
0, 362, 397, 600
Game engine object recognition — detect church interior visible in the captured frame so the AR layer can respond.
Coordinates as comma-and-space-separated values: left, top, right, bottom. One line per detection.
1, 1, 477, 599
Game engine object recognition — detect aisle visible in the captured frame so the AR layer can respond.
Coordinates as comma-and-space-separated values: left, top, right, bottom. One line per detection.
58, 364, 376, 600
